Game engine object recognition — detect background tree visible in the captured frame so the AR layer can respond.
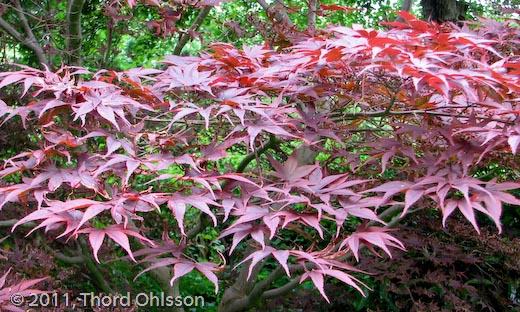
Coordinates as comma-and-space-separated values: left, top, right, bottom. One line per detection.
420, 0, 466, 22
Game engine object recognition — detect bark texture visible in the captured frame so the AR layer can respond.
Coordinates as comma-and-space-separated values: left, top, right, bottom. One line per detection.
421, 0, 466, 22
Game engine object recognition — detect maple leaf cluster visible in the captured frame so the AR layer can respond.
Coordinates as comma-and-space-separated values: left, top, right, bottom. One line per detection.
1, 12, 520, 300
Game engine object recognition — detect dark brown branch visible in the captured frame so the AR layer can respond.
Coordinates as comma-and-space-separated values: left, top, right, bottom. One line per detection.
275, 0, 294, 27
308, 0, 317, 31
236, 135, 278, 174
102, 19, 114, 68
0, 219, 35, 227
173, 6, 212, 55
186, 212, 212, 240
66, 0, 86, 66
218, 245, 267, 312
148, 268, 185, 312
78, 237, 114, 294
256, 0, 294, 27
261, 276, 300, 299
229, 205, 404, 311
0, 12, 47, 67
14, 0, 48, 66
333, 108, 516, 125
396, 0, 414, 22
54, 252, 86, 264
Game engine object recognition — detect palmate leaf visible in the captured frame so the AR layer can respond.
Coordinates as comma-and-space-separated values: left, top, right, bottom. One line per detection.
302, 270, 327, 301
341, 226, 406, 262
247, 120, 299, 149
172, 262, 196, 285
136, 256, 220, 294
0, 268, 48, 312
417, 175, 520, 233
29, 163, 100, 192
29, 210, 83, 238
274, 210, 324, 239
234, 246, 290, 280
263, 214, 281, 239
12, 198, 98, 232
438, 180, 520, 233
77, 225, 155, 263
77, 204, 109, 230
404, 187, 425, 213
163, 63, 214, 93
94, 154, 142, 187
181, 195, 219, 226
363, 181, 413, 202
338, 198, 385, 224
508, 135, 520, 154
267, 153, 317, 182
109, 194, 158, 227
300, 269, 367, 303
73, 89, 153, 130
226, 205, 270, 228
218, 223, 268, 254
0, 182, 40, 211
442, 199, 479, 232
167, 199, 187, 236
170, 261, 220, 293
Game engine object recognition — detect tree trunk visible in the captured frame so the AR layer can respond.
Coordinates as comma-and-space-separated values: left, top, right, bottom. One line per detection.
66, 0, 86, 66
421, 0, 466, 22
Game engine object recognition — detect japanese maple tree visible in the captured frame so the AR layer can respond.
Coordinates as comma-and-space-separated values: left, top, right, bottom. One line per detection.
0, 2, 520, 310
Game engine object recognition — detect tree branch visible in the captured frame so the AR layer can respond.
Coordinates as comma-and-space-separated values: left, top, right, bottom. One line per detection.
333, 108, 516, 125
218, 245, 267, 312
148, 268, 185, 312
186, 212, 212, 240
256, 0, 294, 27
102, 19, 114, 68
0, 14, 47, 67
229, 205, 405, 310
308, 0, 317, 32
54, 252, 86, 264
66, 0, 86, 66
236, 135, 278, 174
78, 237, 114, 294
14, 0, 48, 67
0, 219, 35, 227
261, 276, 300, 299
173, 6, 212, 55
396, 0, 414, 22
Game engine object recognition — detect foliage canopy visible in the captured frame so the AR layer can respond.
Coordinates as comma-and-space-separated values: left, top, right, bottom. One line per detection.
0, 1, 520, 311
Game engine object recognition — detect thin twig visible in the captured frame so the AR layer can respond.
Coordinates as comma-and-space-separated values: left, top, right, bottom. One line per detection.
173, 6, 212, 55
242, 205, 405, 309
0, 16, 47, 67
13, 0, 48, 67
256, 0, 294, 27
